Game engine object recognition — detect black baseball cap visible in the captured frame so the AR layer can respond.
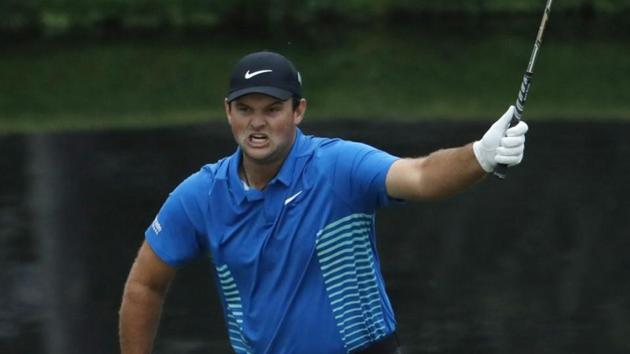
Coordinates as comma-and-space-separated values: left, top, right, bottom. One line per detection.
226, 51, 302, 102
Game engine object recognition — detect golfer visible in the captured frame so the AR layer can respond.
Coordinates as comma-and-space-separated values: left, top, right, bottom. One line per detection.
119, 51, 528, 354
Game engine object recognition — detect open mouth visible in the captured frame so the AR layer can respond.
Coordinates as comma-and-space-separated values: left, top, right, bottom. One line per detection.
248, 133, 269, 147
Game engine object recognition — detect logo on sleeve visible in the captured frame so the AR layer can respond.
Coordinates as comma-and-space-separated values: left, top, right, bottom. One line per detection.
151, 217, 162, 235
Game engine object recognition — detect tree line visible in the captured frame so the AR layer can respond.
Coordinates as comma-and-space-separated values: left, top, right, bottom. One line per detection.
1, 0, 627, 37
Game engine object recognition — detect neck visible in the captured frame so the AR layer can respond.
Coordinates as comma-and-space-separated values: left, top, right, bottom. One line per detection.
240, 159, 282, 190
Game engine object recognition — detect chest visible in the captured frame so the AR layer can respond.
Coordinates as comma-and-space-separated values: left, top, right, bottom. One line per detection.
206, 177, 334, 276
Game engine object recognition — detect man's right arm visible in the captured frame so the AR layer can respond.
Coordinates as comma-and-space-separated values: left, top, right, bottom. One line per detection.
119, 241, 176, 354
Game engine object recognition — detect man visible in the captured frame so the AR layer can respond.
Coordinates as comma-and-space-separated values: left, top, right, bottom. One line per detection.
119, 51, 527, 354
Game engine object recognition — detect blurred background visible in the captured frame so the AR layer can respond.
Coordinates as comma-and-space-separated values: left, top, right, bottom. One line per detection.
1, 0, 630, 130
1, 1, 630, 353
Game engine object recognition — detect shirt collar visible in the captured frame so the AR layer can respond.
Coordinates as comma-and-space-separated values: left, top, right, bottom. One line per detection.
227, 147, 249, 203
271, 128, 306, 187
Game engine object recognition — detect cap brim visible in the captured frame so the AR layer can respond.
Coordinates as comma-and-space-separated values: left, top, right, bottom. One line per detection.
226, 86, 293, 102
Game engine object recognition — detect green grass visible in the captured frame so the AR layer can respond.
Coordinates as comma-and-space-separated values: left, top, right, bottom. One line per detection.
1, 27, 629, 133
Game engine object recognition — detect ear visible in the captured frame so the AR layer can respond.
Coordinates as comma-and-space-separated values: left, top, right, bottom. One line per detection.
293, 98, 307, 125
224, 98, 233, 125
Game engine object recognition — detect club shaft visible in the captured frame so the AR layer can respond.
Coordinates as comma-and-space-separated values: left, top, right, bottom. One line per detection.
493, 0, 552, 179
527, 0, 553, 73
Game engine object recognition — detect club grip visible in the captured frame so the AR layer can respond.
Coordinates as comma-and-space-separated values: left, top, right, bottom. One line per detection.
493, 71, 532, 179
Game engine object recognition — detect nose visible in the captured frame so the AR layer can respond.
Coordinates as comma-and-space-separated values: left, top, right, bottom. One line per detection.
249, 113, 266, 130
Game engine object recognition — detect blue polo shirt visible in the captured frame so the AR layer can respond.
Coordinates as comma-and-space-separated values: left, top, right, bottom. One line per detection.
146, 129, 400, 354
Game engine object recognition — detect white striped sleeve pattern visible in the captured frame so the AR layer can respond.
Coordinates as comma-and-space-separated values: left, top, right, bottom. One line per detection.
216, 264, 253, 354
315, 213, 388, 353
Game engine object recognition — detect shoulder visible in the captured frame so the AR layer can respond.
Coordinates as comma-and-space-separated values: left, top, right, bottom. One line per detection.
172, 160, 225, 200
301, 135, 387, 177
308, 135, 384, 161
300, 132, 398, 174
303, 134, 353, 153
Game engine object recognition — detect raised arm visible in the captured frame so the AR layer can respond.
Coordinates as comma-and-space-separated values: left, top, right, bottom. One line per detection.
119, 241, 176, 354
386, 106, 528, 200
386, 144, 484, 200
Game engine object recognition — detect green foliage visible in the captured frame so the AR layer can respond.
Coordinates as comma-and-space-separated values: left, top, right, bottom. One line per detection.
0, 0, 41, 31
1, 0, 629, 35
1, 28, 629, 133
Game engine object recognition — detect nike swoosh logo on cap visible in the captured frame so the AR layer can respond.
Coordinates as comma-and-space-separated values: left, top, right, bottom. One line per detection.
245, 69, 273, 79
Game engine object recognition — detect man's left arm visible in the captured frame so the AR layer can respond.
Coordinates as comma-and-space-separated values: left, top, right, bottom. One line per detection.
386, 106, 528, 200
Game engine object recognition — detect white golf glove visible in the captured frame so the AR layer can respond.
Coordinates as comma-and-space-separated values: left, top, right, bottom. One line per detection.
473, 106, 529, 173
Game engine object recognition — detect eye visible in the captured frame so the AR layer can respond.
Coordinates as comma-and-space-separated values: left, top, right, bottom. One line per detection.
237, 105, 250, 113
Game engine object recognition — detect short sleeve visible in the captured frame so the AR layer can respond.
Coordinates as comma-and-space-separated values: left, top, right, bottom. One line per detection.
145, 170, 211, 267
329, 140, 399, 210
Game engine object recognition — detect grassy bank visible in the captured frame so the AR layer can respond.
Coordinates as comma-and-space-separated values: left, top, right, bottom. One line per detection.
1, 26, 629, 133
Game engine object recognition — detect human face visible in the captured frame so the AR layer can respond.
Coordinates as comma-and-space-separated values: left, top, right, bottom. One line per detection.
225, 94, 306, 167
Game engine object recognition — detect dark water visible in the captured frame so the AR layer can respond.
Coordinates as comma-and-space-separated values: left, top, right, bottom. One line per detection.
1, 121, 629, 354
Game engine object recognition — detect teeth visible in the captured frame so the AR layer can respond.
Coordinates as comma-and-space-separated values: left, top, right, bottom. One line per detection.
249, 134, 268, 145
